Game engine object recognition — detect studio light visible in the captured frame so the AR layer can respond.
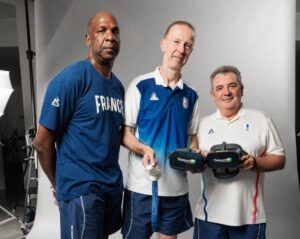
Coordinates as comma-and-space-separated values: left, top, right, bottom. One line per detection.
0, 70, 14, 117
0, 69, 17, 226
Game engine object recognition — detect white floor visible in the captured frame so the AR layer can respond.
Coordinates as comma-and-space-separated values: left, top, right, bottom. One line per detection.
0, 190, 34, 239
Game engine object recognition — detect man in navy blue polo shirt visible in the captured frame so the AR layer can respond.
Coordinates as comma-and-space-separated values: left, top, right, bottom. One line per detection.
33, 11, 124, 239
122, 21, 200, 239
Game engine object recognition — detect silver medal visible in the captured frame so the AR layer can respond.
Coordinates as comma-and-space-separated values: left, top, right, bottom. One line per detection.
145, 165, 161, 181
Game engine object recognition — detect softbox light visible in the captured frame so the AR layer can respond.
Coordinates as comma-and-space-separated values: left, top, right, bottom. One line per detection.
0, 70, 17, 226
0, 70, 14, 117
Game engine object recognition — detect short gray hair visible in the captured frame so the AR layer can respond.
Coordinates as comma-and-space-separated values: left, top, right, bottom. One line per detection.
210, 65, 243, 91
163, 20, 195, 38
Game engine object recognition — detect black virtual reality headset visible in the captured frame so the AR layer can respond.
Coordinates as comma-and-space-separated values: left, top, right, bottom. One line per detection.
206, 142, 247, 179
168, 149, 205, 172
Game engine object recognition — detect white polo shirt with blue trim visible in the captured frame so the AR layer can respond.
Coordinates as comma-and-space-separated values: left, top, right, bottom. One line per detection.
194, 107, 285, 226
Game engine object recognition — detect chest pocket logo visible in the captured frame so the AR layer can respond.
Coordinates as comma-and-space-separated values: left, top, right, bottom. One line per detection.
183, 97, 188, 109
150, 92, 159, 101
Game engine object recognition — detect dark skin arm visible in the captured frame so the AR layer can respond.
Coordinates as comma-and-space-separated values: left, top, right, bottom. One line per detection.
33, 125, 59, 188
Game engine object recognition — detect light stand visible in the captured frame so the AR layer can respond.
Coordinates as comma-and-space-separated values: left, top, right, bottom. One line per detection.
0, 0, 38, 231
0, 205, 20, 226
0, 72, 20, 226
25, 0, 37, 130
17, 0, 38, 234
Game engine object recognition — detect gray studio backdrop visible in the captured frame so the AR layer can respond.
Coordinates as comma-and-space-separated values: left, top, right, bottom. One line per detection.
28, 0, 299, 238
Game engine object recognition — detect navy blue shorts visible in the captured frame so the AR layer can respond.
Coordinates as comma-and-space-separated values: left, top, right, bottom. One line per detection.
59, 189, 122, 239
121, 189, 193, 239
193, 219, 266, 239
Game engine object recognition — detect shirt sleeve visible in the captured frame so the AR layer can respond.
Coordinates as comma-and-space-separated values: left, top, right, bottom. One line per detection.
39, 72, 77, 132
124, 78, 141, 128
188, 98, 200, 135
265, 116, 285, 156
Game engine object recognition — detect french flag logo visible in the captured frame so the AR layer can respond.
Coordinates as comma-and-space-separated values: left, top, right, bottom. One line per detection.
183, 97, 188, 109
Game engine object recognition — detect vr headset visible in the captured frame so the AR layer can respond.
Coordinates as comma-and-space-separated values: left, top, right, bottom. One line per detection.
206, 142, 247, 179
169, 142, 247, 179
168, 149, 205, 172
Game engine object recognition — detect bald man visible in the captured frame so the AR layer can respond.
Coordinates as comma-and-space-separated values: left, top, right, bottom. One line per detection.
33, 11, 124, 239
122, 21, 199, 239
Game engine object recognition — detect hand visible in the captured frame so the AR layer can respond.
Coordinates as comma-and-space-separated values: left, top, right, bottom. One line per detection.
198, 149, 208, 171
190, 148, 208, 157
190, 149, 208, 173
50, 186, 59, 206
240, 155, 256, 170
200, 150, 208, 158
142, 145, 157, 168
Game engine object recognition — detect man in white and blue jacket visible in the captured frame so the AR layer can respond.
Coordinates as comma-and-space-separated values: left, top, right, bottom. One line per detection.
122, 21, 200, 239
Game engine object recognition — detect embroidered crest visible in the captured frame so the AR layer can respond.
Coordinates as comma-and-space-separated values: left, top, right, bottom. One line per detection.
245, 123, 251, 131
183, 97, 188, 109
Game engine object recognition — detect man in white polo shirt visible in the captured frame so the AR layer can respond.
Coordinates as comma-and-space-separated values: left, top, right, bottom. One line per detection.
192, 65, 285, 239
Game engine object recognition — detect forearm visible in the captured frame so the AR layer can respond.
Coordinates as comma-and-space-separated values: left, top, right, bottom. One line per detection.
122, 126, 152, 156
190, 134, 198, 151
122, 125, 156, 167
254, 154, 285, 172
34, 143, 56, 187
33, 125, 58, 187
